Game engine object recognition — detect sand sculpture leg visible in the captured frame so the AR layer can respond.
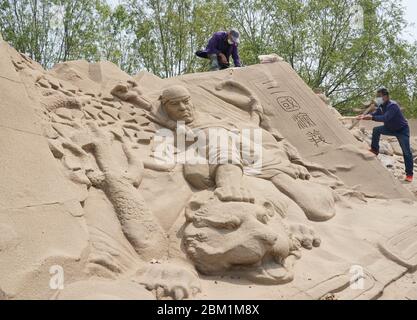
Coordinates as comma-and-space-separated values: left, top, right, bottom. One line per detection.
271, 174, 336, 222
84, 122, 168, 261
211, 161, 336, 222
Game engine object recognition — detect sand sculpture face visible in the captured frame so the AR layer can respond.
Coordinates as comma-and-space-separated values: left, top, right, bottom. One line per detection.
183, 196, 293, 281
161, 85, 195, 124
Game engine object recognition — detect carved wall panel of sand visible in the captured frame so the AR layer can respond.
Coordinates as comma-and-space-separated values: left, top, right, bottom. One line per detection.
1, 39, 416, 300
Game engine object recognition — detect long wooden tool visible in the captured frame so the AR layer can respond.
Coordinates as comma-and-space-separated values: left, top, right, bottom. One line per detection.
340, 116, 358, 120
348, 103, 376, 130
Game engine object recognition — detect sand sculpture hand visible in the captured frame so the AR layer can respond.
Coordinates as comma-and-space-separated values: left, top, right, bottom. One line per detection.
292, 164, 311, 180
278, 163, 311, 180
111, 82, 152, 111
84, 122, 144, 188
138, 262, 201, 300
289, 224, 321, 250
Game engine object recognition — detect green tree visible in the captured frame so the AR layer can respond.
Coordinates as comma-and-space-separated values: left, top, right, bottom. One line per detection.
0, 0, 105, 67
0, 0, 58, 66
124, 0, 231, 77
95, 3, 137, 73
1, 0, 416, 117
57, 0, 101, 62
227, 0, 417, 116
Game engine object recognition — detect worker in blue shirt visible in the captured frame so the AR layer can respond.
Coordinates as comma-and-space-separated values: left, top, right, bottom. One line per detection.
195, 30, 242, 71
357, 88, 414, 182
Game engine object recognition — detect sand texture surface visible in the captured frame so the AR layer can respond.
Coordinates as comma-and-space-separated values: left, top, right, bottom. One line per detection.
0, 39, 416, 300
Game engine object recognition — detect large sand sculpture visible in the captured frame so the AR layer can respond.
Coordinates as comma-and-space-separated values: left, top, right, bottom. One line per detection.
1, 39, 417, 300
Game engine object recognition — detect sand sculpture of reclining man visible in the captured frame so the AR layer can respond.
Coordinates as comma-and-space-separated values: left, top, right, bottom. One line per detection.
72, 120, 321, 299
154, 85, 343, 222
36, 75, 334, 299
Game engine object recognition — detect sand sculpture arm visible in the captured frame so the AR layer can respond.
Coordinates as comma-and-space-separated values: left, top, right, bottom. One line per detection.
211, 80, 285, 140
84, 125, 201, 299
111, 82, 152, 111
209, 80, 263, 124
83, 122, 168, 261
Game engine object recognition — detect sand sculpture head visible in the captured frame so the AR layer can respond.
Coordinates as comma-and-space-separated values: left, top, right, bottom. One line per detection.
183, 195, 294, 283
160, 85, 195, 124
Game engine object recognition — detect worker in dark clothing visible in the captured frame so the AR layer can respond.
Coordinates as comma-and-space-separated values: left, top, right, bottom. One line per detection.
357, 88, 414, 182
195, 30, 242, 71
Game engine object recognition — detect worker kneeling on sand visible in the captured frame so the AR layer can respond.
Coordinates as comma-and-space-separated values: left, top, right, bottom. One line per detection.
357, 88, 414, 183
195, 30, 242, 71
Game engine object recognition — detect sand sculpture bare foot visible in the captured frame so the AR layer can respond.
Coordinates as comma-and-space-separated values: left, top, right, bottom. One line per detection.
214, 164, 255, 203
183, 194, 321, 284
271, 174, 337, 222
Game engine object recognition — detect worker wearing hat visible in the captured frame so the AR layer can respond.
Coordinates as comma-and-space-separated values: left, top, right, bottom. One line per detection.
195, 30, 242, 71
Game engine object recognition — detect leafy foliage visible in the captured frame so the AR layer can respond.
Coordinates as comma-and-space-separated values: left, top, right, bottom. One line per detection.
1, 0, 416, 117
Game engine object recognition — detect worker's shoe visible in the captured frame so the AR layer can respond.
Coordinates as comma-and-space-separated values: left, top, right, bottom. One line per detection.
405, 175, 413, 183
369, 149, 379, 156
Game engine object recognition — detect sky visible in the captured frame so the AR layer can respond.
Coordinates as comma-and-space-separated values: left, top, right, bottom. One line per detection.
107, 0, 417, 43
402, 0, 417, 42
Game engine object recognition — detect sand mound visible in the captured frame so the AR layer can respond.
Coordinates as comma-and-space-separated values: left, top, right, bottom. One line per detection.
1, 38, 416, 300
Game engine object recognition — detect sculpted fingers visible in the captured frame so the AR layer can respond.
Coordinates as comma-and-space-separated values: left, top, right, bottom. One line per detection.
290, 224, 321, 251
241, 187, 255, 203
311, 228, 322, 248
301, 233, 314, 250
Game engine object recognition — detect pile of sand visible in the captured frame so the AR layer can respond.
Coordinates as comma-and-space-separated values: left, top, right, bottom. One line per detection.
1, 39, 416, 300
